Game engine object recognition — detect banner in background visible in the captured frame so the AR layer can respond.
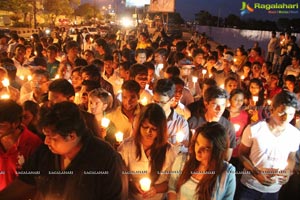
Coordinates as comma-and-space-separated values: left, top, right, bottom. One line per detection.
149, 0, 175, 12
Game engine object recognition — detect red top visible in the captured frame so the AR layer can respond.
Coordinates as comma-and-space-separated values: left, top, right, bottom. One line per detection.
229, 110, 249, 157
0, 126, 42, 191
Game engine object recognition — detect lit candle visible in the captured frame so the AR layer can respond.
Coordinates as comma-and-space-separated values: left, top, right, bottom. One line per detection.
233, 124, 240, 132
192, 76, 198, 83
202, 69, 207, 75
101, 117, 110, 128
252, 96, 259, 103
1, 94, 10, 99
267, 99, 272, 105
19, 75, 25, 81
190, 129, 195, 135
220, 84, 224, 89
54, 74, 60, 79
241, 75, 245, 80
27, 75, 32, 81
139, 177, 151, 192
2, 78, 9, 87
140, 97, 148, 106
192, 76, 198, 88
176, 131, 185, 143
115, 131, 124, 142
234, 58, 237, 63
157, 64, 163, 71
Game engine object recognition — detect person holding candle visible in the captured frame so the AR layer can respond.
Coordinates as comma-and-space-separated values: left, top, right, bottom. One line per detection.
227, 89, 249, 171
154, 48, 168, 79
153, 78, 190, 153
236, 90, 300, 200
0, 67, 20, 101
239, 62, 252, 91
0, 100, 42, 191
234, 46, 247, 72
245, 78, 265, 123
87, 88, 116, 143
107, 80, 142, 140
170, 77, 191, 120
118, 103, 176, 200
0, 102, 124, 199
168, 122, 236, 200
266, 73, 282, 100
20, 69, 50, 104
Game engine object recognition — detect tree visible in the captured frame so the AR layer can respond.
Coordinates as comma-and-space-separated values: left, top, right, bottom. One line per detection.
225, 14, 241, 28
43, 0, 80, 26
195, 10, 212, 25
75, 3, 99, 22
0, 0, 33, 27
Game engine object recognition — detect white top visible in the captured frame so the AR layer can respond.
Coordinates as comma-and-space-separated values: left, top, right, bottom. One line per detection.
284, 65, 300, 78
241, 121, 300, 192
168, 154, 236, 200
118, 137, 177, 200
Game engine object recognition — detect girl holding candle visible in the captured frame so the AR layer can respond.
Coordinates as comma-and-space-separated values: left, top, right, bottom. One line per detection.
245, 78, 265, 123
168, 122, 236, 200
118, 103, 176, 200
227, 89, 249, 171
88, 88, 114, 140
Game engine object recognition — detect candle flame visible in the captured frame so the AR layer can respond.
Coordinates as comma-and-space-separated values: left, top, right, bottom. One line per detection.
140, 177, 151, 192
115, 131, 124, 142
2, 78, 9, 87
176, 131, 185, 143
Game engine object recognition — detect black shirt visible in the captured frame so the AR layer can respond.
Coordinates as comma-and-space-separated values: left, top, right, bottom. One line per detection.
18, 135, 123, 200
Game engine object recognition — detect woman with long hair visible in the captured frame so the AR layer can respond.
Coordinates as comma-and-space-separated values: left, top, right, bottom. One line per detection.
118, 103, 176, 200
168, 122, 236, 200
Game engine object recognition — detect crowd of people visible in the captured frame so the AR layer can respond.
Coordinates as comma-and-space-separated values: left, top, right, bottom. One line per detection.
0, 24, 299, 200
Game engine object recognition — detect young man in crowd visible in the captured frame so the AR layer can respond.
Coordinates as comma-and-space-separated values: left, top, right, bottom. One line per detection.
188, 86, 236, 161
153, 78, 189, 153
0, 102, 124, 199
106, 80, 142, 140
237, 90, 300, 200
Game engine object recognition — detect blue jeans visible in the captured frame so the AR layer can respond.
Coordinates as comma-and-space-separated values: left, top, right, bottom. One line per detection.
236, 183, 279, 200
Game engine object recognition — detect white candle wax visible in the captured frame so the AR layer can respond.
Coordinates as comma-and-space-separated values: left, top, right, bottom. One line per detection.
101, 117, 110, 128
176, 131, 185, 143
233, 124, 240, 132
115, 132, 124, 142
139, 177, 151, 192
252, 96, 259, 102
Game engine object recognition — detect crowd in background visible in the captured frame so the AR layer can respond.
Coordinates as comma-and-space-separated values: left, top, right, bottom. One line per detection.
0, 23, 300, 200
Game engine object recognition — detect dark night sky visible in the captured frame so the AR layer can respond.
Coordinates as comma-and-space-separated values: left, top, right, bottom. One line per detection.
84, 0, 300, 21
